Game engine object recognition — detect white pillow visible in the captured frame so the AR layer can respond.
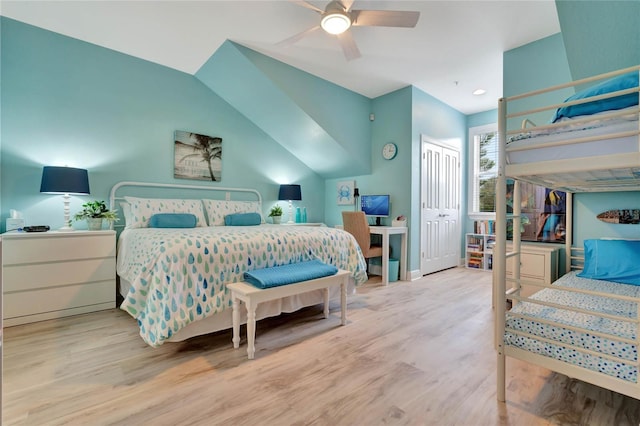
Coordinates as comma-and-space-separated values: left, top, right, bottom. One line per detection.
202, 199, 263, 226
123, 196, 207, 229
120, 202, 132, 227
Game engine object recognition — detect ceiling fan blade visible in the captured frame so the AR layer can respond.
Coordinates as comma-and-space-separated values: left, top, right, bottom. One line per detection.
289, 0, 324, 14
339, 0, 355, 12
351, 10, 420, 28
276, 25, 321, 47
337, 30, 361, 61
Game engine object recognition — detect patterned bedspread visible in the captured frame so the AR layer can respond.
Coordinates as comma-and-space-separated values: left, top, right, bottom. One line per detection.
117, 225, 368, 346
505, 271, 640, 382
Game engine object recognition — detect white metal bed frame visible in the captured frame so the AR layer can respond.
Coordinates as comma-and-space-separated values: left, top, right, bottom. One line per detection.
109, 180, 263, 230
495, 65, 640, 401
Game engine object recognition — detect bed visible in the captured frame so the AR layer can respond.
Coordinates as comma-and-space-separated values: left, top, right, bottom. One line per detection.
110, 181, 368, 347
495, 65, 640, 401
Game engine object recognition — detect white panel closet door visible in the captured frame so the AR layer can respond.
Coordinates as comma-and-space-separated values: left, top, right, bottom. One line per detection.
421, 137, 461, 275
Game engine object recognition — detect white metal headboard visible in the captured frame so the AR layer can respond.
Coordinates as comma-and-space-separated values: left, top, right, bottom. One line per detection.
109, 181, 262, 230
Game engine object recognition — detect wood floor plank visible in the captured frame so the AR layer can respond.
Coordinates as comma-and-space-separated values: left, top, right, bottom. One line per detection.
4, 267, 640, 425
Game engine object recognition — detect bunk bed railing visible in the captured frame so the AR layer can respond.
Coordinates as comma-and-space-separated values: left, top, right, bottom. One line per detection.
506, 86, 640, 120
505, 64, 640, 102
510, 106, 640, 136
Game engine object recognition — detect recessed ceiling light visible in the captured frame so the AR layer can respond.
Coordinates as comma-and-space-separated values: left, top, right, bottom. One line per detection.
473, 89, 486, 96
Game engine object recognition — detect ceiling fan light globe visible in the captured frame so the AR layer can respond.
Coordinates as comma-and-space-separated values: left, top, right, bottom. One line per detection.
321, 13, 351, 35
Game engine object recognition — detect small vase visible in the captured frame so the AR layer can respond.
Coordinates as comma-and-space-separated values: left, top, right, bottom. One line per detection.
272, 216, 281, 224
87, 218, 103, 231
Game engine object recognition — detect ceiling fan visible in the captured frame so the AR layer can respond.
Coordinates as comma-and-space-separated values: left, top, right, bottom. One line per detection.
278, 0, 420, 61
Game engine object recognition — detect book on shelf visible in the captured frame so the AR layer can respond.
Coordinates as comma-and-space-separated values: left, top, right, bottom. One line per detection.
474, 220, 496, 235
466, 235, 484, 251
467, 258, 483, 268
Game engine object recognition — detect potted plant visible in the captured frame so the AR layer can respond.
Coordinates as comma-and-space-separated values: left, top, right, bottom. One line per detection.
73, 200, 118, 230
268, 205, 283, 224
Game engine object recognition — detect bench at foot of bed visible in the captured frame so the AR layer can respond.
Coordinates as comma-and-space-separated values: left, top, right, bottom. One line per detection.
227, 268, 351, 359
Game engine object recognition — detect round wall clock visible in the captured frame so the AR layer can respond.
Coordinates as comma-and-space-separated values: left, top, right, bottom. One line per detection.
382, 142, 397, 160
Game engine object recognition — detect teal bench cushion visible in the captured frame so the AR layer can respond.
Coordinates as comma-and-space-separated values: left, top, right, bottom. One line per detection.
243, 260, 338, 289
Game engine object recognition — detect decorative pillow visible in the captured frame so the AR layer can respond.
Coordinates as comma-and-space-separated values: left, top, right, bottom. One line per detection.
203, 199, 263, 226
577, 239, 640, 285
551, 72, 639, 123
224, 212, 262, 226
123, 196, 207, 229
149, 213, 197, 228
120, 202, 132, 227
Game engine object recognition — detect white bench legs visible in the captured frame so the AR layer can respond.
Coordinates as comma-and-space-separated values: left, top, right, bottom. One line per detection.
227, 269, 350, 360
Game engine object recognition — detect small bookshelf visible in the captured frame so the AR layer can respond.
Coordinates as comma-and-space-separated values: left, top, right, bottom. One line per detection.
465, 233, 495, 271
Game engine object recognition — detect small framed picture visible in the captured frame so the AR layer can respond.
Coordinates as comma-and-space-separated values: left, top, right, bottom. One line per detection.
337, 180, 355, 205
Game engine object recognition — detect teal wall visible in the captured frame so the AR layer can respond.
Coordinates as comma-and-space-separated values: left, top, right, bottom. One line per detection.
503, 33, 573, 129
0, 18, 324, 230
195, 41, 372, 178
324, 87, 413, 266
557, 0, 640, 82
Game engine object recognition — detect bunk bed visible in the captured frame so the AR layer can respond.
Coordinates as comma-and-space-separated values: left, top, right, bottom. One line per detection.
495, 65, 640, 401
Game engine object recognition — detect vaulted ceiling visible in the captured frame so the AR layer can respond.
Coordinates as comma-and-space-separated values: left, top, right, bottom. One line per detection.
0, 1, 561, 115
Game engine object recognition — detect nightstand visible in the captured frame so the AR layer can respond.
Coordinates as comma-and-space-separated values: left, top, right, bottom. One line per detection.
2, 230, 116, 326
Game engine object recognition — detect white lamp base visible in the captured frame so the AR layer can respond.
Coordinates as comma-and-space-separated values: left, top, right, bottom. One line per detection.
60, 193, 75, 231
287, 200, 294, 224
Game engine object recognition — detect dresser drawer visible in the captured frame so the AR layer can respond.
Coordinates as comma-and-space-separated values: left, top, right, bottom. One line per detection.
506, 253, 546, 280
4, 280, 114, 319
4, 257, 116, 292
3, 234, 115, 265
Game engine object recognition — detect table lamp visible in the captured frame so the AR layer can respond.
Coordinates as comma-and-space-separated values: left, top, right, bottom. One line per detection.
278, 184, 302, 224
40, 166, 90, 231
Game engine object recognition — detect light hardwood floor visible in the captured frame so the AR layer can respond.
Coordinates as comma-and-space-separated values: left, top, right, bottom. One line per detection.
4, 267, 640, 425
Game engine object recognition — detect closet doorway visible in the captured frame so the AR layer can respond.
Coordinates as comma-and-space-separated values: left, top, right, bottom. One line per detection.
420, 136, 461, 275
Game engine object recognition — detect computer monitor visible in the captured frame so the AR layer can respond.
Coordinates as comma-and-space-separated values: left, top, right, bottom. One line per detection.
360, 194, 390, 226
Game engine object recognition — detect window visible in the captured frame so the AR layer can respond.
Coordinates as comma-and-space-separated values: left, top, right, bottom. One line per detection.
468, 124, 498, 217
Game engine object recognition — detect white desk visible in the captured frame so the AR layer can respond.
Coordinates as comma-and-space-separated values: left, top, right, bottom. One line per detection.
369, 226, 408, 285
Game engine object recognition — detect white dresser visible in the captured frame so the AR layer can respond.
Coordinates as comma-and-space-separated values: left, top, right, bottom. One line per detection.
506, 243, 559, 286
2, 230, 116, 326
493, 243, 560, 308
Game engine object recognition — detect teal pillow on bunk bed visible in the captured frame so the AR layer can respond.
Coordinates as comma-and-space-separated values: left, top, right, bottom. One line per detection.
551, 72, 639, 123
224, 212, 262, 226
149, 213, 198, 228
577, 239, 640, 285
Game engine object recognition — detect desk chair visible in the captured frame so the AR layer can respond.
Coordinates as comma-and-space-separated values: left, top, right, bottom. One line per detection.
341, 211, 383, 271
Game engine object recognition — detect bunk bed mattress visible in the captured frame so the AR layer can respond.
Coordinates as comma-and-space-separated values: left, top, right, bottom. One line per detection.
505, 271, 640, 383
117, 225, 368, 346
506, 118, 639, 165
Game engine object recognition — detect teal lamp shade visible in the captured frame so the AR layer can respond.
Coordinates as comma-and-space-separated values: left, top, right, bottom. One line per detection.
278, 184, 301, 224
40, 166, 90, 231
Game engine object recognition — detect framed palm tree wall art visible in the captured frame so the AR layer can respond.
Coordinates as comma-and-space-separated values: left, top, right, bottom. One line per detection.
174, 130, 223, 181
